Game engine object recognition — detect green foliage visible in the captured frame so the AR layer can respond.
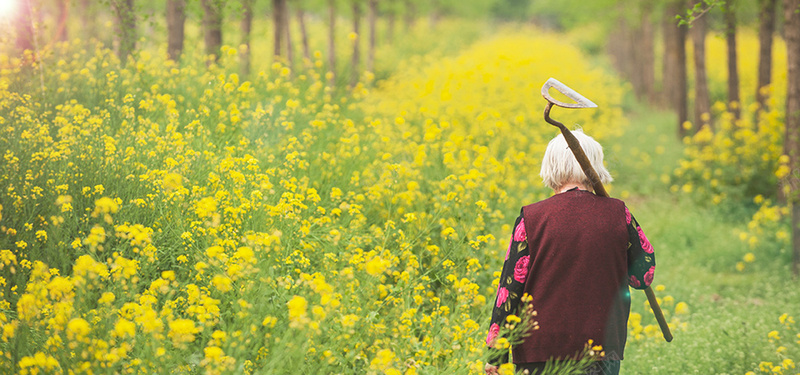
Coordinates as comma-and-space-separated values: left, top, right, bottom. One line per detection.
676, 0, 723, 27
489, 0, 532, 21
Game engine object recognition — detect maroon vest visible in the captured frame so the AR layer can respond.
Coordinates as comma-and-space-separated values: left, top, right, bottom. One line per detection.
514, 189, 630, 363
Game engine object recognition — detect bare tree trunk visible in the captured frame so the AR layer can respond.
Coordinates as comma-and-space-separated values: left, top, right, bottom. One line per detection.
388, 15, 395, 43
241, 0, 253, 75
429, 0, 440, 28
15, 0, 35, 52
758, 0, 777, 112
368, 0, 377, 73
626, 14, 645, 99
284, 0, 294, 69
641, 1, 656, 104
56, 0, 69, 42
783, 0, 800, 277
328, 0, 336, 84
202, 0, 222, 63
725, 0, 741, 119
298, 8, 311, 63
404, 0, 415, 32
677, 24, 688, 137
607, 26, 621, 75
80, 0, 97, 42
691, 0, 711, 131
167, 0, 186, 62
273, 0, 283, 58
663, 0, 688, 136
113, 0, 136, 63
662, 5, 677, 108
351, 0, 361, 86
609, 7, 635, 93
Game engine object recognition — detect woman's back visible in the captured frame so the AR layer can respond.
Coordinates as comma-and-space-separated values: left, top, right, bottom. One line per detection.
515, 189, 629, 363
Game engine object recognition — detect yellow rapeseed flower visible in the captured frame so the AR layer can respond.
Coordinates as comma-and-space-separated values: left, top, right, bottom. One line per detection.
287, 295, 308, 327
212, 275, 233, 292
675, 302, 689, 315
66, 317, 91, 340
168, 319, 199, 346
113, 318, 136, 339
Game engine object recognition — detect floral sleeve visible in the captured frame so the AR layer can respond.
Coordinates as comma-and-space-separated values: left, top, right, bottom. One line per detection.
486, 211, 530, 365
625, 206, 655, 290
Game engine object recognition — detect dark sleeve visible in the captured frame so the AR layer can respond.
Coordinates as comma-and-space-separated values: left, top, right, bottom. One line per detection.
625, 206, 656, 290
486, 210, 530, 365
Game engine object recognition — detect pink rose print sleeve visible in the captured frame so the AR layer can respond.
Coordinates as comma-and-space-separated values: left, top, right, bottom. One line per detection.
637, 227, 654, 254
513, 218, 526, 241
625, 205, 656, 289
495, 287, 509, 308
486, 323, 500, 346
486, 211, 530, 366
513, 255, 530, 283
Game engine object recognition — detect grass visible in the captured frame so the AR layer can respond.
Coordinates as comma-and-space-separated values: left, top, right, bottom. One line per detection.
606, 106, 800, 374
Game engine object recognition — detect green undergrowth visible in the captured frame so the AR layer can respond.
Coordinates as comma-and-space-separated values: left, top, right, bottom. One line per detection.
607, 106, 800, 374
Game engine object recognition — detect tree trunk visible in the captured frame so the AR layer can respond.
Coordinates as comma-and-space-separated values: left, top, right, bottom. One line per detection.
298, 9, 311, 63
429, 0, 440, 28
328, 0, 336, 84
15, 0, 35, 53
272, 0, 281, 57
404, 0, 415, 31
167, 0, 186, 62
677, 26, 688, 137
784, 0, 800, 276
663, 0, 688, 136
80, 0, 97, 42
388, 12, 395, 43
783, 0, 800, 277
284, 0, 294, 69
56, 0, 69, 42
662, 3, 677, 108
202, 0, 222, 63
609, 8, 634, 93
641, 1, 656, 104
626, 12, 645, 99
113, 0, 136, 63
351, 0, 361, 87
725, 0, 740, 119
241, 0, 253, 76
368, 0, 377, 73
758, 0, 777, 112
691, 0, 711, 131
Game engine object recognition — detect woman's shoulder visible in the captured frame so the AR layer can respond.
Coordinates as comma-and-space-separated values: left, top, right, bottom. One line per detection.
522, 191, 626, 214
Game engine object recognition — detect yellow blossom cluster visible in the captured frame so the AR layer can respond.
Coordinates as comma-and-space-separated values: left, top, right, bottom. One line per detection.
674, 32, 788, 207
628, 285, 689, 342
744, 313, 800, 375
733, 196, 791, 272
0, 23, 634, 374
672, 102, 784, 206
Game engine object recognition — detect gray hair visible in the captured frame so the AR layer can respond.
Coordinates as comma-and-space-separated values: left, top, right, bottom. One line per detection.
539, 129, 613, 191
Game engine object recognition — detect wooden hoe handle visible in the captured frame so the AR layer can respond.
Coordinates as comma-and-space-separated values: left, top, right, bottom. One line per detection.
544, 102, 674, 342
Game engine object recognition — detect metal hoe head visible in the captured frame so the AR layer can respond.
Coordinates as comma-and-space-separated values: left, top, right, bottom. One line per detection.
541, 78, 597, 109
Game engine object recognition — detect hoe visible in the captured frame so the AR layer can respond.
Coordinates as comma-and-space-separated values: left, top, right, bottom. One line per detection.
541, 78, 674, 342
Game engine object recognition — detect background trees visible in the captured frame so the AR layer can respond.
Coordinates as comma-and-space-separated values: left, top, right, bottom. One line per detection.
784, 0, 800, 276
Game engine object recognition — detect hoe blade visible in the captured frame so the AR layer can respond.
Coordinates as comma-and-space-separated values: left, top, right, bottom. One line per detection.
541, 78, 598, 109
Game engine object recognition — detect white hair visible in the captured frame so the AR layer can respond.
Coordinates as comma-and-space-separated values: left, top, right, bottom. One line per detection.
539, 129, 613, 191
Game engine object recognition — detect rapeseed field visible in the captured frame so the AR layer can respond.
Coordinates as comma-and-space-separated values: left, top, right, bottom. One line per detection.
0, 18, 792, 375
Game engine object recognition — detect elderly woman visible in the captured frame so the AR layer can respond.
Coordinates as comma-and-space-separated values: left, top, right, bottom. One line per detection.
484, 130, 655, 375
